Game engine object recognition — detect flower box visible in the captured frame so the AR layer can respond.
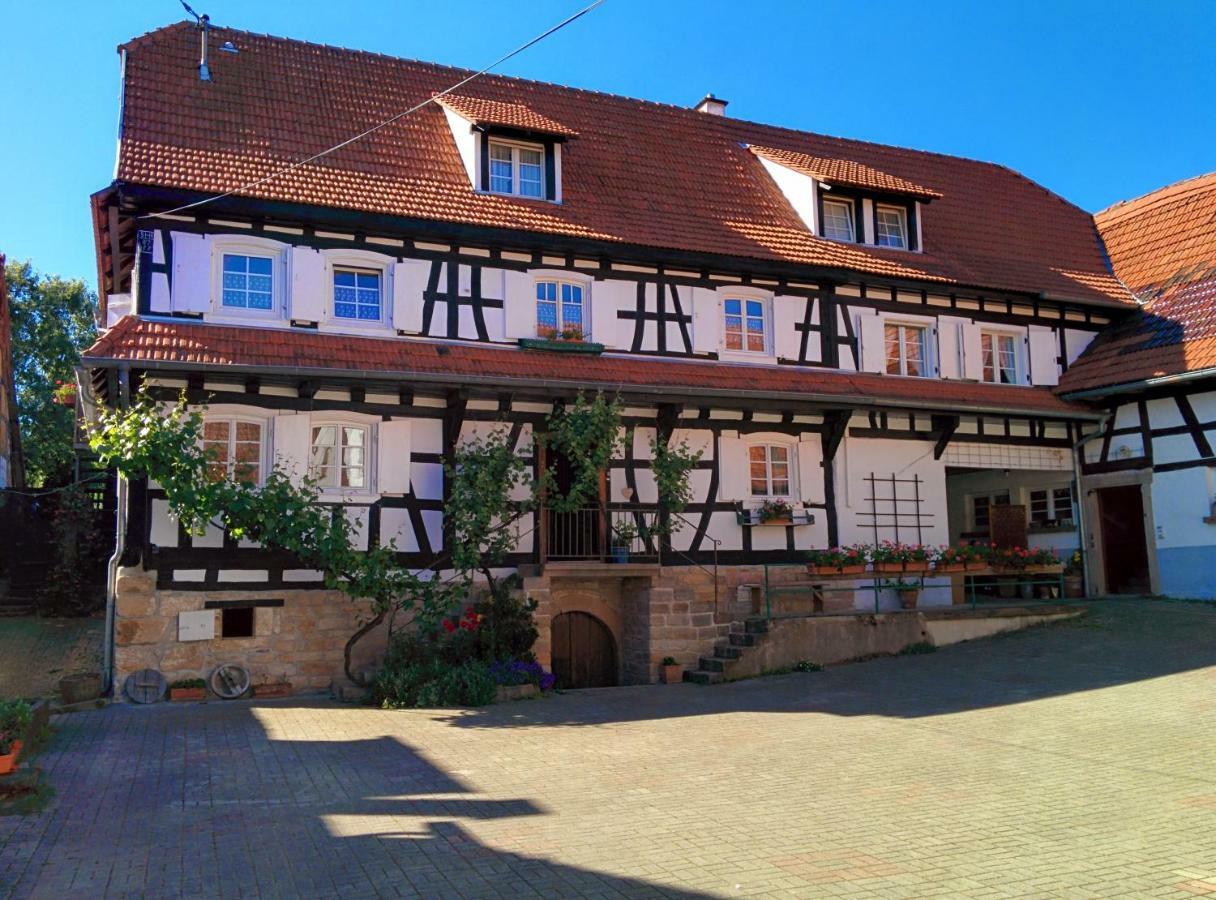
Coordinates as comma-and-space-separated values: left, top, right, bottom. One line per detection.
934, 562, 967, 573
806, 563, 867, 577
518, 337, 605, 355
170, 687, 206, 702
875, 561, 905, 575
253, 682, 293, 699
902, 562, 930, 575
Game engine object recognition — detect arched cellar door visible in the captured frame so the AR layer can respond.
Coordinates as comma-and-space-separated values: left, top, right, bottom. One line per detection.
550, 611, 617, 689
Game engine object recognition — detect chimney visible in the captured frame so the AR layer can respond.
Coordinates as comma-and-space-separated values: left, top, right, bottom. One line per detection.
694, 94, 728, 116
198, 14, 213, 82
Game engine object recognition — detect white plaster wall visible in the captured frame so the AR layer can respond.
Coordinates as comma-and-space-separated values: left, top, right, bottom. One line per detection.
1152, 468, 1216, 550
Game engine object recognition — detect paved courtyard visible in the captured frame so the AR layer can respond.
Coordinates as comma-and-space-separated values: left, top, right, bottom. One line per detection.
3, 598, 1216, 898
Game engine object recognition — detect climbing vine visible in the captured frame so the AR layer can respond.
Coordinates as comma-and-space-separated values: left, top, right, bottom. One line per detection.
649, 431, 703, 528
541, 392, 624, 511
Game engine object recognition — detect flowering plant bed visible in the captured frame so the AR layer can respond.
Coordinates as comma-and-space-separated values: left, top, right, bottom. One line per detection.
989, 546, 1059, 572
806, 545, 868, 576
519, 330, 605, 354
870, 541, 930, 573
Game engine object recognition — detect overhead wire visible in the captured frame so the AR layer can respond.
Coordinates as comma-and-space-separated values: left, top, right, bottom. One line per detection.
149, 0, 607, 220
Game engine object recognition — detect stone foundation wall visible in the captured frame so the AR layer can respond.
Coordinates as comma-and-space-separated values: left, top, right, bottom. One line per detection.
112, 567, 386, 696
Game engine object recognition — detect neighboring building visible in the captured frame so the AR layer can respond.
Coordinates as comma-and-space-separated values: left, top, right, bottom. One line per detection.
83, 23, 1130, 691
1058, 173, 1216, 599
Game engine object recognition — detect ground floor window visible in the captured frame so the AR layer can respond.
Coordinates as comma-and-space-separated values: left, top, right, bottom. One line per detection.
1030, 486, 1074, 526
202, 418, 263, 484
749, 444, 792, 498
309, 424, 368, 489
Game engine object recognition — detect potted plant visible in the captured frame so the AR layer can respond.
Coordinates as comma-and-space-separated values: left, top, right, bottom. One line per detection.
932, 545, 968, 573
0, 700, 33, 776
901, 544, 931, 574
660, 656, 683, 684
169, 678, 207, 702
756, 498, 795, 526
958, 542, 990, 571
871, 540, 919, 574
52, 379, 77, 407
885, 580, 921, 610
611, 519, 638, 564
1026, 547, 1059, 571
1063, 550, 1085, 598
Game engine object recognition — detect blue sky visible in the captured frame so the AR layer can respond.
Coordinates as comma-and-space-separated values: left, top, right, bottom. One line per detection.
1, 0, 1212, 292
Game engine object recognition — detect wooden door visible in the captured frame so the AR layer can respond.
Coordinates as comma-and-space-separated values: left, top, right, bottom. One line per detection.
550, 611, 617, 688
546, 450, 601, 559
1097, 484, 1150, 594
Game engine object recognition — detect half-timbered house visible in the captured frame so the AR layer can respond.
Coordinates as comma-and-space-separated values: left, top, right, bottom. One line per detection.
1058, 173, 1216, 599
83, 23, 1132, 691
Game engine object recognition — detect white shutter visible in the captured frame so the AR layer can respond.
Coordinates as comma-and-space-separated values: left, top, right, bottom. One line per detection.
1028, 325, 1059, 386
171, 232, 210, 314
797, 436, 825, 505
272, 413, 311, 487
392, 258, 428, 334
502, 271, 535, 340
691, 287, 721, 354
937, 316, 965, 379
717, 434, 749, 502
589, 280, 618, 347
377, 419, 412, 495
774, 295, 802, 361
858, 314, 886, 373
962, 322, 984, 380
289, 246, 325, 322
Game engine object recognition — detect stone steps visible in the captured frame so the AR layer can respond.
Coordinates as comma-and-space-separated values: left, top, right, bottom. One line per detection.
685, 617, 770, 684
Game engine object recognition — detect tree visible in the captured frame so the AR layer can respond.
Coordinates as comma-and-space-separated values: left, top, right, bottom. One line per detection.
6, 260, 97, 486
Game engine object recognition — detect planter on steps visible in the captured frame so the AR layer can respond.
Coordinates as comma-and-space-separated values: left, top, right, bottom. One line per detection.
661, 663, 684, 684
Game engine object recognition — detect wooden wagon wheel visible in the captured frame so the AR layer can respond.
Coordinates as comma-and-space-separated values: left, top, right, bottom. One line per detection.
209, 664, 251, 700
123, 669, 167, 704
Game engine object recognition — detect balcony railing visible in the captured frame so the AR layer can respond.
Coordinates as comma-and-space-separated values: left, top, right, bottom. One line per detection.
543, 506, 661, 564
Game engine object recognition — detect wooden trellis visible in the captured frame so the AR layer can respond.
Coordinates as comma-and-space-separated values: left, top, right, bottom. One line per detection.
857, 473, 934, 545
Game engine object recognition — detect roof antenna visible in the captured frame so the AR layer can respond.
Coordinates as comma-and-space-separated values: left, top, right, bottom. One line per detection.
179, 0, 212, 81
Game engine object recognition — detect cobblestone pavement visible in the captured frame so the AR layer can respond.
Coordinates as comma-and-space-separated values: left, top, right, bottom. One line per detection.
3, 598, 1216, 898
0, 616, 103, 700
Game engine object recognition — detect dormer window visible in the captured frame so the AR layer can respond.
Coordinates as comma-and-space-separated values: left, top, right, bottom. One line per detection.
875, 205, 908, 249
488, 139, 545, 199
822, 199, 856, 243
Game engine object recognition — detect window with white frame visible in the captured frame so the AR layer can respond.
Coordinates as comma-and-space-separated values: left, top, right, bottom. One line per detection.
221, 254, 275, 311
981, 331, 1020, 384
202, 418, 264, 484
884, 322, 929, 376
723, 296, 767, 353
536, 280, 584, 337
748, 444, 794, 498
333, 267, 382, 322
875, 205, 908, 249
309, 423, 369, 490
488, 140, 544, 198
1029, 486, 1074, 526
821, 198, 856, 242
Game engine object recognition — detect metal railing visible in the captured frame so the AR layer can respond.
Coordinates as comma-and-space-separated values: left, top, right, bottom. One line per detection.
544, 505, 661, 563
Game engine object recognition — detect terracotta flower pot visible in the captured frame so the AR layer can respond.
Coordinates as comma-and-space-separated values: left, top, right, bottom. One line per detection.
903, 561, 930, 575
762, 518, 793, 527
0, 740, 23, 777
170, 687, 206, 702
935, 562, 966, 573
661, 664, 684, 684
837, 563, 867, 576
875, 562, 904, 574
1064, 575, 1084, 598
898, 590, 919, 610
806, 564, 823, 576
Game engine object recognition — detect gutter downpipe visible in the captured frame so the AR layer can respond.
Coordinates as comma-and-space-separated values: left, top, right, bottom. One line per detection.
1071, 412, 1112, 600
102, 364, 130, 694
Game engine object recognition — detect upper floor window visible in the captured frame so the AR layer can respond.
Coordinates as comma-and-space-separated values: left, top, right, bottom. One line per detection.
1030, 487, 1074, 526
536, 280, 584, 338
202, 418, 263, 484
884, 323, 928, 376
309, 424, 368, 490
822, 199, 855, 242
749, 444, 793, 498
222, 254, 274, 311
981, 332, 1020, 384
333, 268, 382, 322
724, 297, 767, 353
875, 205, 908, 249
489, 140, 544, 198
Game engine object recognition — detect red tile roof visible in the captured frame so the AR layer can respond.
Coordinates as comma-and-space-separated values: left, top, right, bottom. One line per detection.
112, 23, 1129, 306
436, 95, 578, 138
749, 146, 942, 201
1059, 173, 1216, 394
85, 317, 1095, 418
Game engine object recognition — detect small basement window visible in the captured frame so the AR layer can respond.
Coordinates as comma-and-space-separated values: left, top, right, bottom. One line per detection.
221, 606, 255, 638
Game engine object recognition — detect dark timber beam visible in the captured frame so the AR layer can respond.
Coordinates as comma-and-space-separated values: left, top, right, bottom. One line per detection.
931, 414, 961, 460
822, 410, 850, 461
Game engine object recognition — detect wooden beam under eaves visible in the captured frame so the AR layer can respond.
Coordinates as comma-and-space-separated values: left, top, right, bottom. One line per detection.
932, 414, 960, 460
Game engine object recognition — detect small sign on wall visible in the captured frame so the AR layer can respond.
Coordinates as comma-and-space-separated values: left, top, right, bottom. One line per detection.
178, 610, 216, 642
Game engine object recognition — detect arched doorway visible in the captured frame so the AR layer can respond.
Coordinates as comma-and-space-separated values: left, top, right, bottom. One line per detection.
550, 611, 617, 688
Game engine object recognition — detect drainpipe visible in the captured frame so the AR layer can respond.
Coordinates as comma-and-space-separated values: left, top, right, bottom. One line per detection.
1071, 414, 1111, 599
101, 365, 131, 694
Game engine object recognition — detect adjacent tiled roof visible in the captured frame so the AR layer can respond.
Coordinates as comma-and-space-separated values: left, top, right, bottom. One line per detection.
1059, 173, 1216, 394
84, 317, 1094, 418
436, 95, 578, 138
112, 23, 1129, 305
749, 146, 942, 201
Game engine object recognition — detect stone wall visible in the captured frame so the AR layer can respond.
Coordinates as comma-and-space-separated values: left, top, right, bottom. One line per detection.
112, 566, 386, 696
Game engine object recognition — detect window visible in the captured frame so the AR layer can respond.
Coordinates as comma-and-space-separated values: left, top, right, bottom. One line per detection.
748, 444, 793, 498
201, 419, 263, 484
309, 424, 368, 490
221, 606, 255, 639
981, 332, 1020, 384
822, 199, 855, 242
536, 280, 584, 336
972, 492, 1011, 530
221, 254, 274, 311
1030, 487, 1074, 526
724, 297, 767, 353
489, 140, 544, 198
884, 323, 929, 376
875, 205, 908, 249
333, 268, 382, 322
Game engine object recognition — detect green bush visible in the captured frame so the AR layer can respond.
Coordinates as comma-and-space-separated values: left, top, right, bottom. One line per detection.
373, 656, 496, 709
898, 641, 937, 656
0, 700, 33, 754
